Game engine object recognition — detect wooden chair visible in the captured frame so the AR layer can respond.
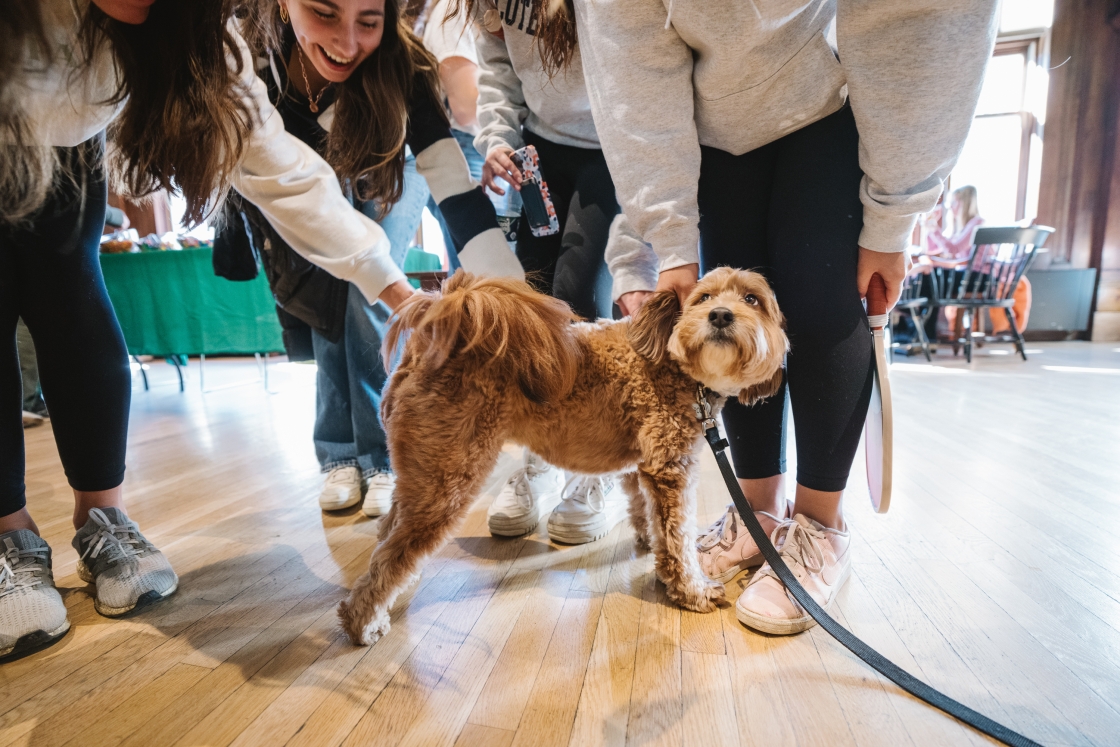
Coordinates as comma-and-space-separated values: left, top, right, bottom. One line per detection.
893, 271, 934, 361
927, 225, 1052, 363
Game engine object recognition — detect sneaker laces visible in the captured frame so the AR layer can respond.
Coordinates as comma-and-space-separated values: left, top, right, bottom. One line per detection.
562, 475, 613, 513
697, 505, 739, 552
77, 508, 144, 566
0, 539, 48, 597
757, 519, 825, 585
506, 462, 550, 510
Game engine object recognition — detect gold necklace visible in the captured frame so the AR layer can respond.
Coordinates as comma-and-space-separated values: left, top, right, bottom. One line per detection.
296, 46, 331, 114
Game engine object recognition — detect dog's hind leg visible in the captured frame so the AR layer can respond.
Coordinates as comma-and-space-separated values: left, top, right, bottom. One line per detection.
377, 502, 398, 543
338, 465, 496, 645
621, 471, 651, 552
338, 401, 504, 645
638, 460, 725, 613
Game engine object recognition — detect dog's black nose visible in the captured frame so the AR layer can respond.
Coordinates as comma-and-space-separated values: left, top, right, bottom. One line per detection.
708, 307, 734, 329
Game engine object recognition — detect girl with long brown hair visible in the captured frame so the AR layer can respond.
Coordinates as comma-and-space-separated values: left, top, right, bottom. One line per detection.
0, 0, 516, 661
236, 0, 520, 517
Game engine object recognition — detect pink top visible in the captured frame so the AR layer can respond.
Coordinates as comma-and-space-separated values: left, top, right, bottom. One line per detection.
926, 216, 984, 260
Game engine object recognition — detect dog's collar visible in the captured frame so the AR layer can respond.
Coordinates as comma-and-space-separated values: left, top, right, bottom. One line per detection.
692, 384, 719, 431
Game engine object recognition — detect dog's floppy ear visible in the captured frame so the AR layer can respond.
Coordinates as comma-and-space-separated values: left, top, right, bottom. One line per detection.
738, 366, 784, 406
628, 291, 681, 364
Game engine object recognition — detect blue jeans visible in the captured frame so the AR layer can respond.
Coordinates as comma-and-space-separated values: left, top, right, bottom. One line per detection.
315, 156, 429, 476
312, 284, 392, 476
361, 153, 430, 268
427, 129, 485, 272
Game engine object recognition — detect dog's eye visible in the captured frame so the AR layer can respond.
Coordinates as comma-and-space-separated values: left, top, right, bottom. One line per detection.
744, 294, 758, 306
698, 294, 711, 303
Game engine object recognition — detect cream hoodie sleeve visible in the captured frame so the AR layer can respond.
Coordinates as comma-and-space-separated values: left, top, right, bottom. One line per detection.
605, 213, 659, 302
574, 0, 701, 273
838, 0, 999, 253
473, 25, 530, 156
228, 30, 406, 304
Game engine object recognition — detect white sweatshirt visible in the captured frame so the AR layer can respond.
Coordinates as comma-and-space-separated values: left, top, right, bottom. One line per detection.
577, 0, 1000, 279
14, 0, 521, 302
472, 0, 600, 156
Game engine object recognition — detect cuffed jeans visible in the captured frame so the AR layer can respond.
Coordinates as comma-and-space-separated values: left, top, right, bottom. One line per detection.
315, 155, 428, 476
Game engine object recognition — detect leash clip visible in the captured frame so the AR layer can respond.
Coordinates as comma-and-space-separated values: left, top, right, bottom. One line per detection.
694, 384, 724, 445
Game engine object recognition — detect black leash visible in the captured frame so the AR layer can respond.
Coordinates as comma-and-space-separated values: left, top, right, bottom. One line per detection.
694, 389, 1042, 747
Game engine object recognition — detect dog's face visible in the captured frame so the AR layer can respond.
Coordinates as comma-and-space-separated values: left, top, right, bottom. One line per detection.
628, 268, 788, 404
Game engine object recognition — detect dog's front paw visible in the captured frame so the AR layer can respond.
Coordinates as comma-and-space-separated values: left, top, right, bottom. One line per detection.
337, 599, 391, 646
669, 579, 726, 613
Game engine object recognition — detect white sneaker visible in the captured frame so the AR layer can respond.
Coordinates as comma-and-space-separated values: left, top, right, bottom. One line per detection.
546, 475, 627, 545
697, 501, 792, 583
0, 530, 70, 660
319, 466, 363, 511
487, 452, 564, 537
72, 508, 179, 618
735, 514, 852, 635
362, 472, 395, 517
21, 411, 44, 428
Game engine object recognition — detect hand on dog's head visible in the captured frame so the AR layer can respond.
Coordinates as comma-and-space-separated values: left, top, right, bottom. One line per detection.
627, 267, 788, 405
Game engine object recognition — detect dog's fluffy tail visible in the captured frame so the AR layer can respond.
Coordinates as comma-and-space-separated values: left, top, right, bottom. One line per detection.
384, 272, 580, 405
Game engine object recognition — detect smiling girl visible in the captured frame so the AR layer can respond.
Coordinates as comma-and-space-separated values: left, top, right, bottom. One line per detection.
240, 0, 520, 517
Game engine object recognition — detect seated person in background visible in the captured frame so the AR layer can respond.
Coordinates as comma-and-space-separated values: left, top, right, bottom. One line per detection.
919, 185, 1031, 335
924, 185, 983, 261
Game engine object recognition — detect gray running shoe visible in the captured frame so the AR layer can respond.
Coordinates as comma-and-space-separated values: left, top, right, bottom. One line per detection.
0, 530, 70, 661
72, 508, 178, 618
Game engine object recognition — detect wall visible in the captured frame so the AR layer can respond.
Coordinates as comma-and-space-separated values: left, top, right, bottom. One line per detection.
1035, 0, 1120, 339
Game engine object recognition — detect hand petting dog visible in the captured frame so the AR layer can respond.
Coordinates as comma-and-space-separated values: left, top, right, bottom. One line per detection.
338, 268, 788, 646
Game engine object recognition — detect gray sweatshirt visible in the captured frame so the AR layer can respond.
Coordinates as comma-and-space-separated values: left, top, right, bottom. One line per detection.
578, 0, 1000, 284
473, 0, 601, 155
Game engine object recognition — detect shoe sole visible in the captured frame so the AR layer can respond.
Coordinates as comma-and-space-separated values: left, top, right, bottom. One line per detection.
735, 562, 852, 636
361, 500, 391, 518
95, 581, 179, 618
487, 516, 540, 537
319, 494, 362, 511
0, 619, 71, 663
77, 561, 180, 618
487, 487, 563, 538
547, 511, 626, 545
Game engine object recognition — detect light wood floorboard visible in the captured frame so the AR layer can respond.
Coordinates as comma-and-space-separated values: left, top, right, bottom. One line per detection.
6, 343, 1120, 746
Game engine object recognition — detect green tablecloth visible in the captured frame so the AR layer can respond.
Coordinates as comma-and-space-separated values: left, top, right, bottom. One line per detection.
100, 248, 284, 357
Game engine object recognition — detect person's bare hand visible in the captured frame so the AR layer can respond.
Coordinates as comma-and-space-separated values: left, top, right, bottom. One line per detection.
378, 279, 416, 311
856, 247, 910, 310
617, 290, 653, 317
481, 146, 522, 196
655, 263, 700, 307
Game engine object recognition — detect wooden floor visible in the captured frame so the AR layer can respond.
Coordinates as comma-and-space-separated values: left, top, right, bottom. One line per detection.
7, 342, 1120, 747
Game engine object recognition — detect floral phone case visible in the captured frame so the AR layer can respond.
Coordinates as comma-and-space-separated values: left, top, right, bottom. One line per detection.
511, 145, 560, 237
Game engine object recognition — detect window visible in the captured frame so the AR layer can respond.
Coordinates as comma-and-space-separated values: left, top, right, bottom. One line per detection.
949, 2, 1053, 225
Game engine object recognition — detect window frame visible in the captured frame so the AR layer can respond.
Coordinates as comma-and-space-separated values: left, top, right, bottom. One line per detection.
951, 30, 1050, 223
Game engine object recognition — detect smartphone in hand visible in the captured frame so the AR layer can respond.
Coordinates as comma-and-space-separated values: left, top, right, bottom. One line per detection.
510, 145, 560, 237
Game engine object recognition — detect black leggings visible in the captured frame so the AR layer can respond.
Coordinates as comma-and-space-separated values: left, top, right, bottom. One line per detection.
0, 137, 131, 517
516, 130, 616, 321
698, 106, 874, 493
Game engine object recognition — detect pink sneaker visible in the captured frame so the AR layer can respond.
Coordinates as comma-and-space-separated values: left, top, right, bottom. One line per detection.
696, 502, 790, 583
735, 514, 851, 635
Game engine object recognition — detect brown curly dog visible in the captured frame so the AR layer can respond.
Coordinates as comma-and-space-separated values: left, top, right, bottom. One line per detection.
338, 267, 788, 645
